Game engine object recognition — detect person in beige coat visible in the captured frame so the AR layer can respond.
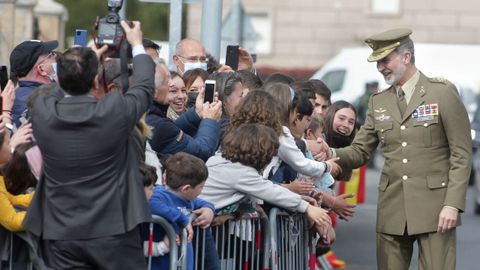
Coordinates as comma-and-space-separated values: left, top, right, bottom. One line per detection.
333, 28, 472, 270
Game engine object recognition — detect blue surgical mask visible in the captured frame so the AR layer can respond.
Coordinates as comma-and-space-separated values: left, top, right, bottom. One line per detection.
183, 62, 207, 73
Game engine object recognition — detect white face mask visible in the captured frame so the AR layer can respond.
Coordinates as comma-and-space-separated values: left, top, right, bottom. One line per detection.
50, 62, 57, 82
183, 62, 207, 73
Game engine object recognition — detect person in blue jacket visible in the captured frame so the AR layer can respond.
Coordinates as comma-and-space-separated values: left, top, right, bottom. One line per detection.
146, 62, 222, 161
148, 152, 217, 270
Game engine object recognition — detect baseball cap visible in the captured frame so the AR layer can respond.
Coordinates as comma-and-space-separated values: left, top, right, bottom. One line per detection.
364, 28, 412, 62
10, 40, 58, 77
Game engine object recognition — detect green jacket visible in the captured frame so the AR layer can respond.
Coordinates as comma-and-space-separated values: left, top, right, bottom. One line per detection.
335, 72, 472, 235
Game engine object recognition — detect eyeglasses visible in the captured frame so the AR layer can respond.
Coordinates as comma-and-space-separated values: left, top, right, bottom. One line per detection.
176, 55, 209, 63
37, 51, 58, 64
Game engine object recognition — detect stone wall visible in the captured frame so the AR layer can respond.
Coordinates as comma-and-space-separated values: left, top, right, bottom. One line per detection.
0, 0, 67, 69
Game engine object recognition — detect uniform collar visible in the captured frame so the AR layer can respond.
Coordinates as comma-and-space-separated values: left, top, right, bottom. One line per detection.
395, 70, 420, 103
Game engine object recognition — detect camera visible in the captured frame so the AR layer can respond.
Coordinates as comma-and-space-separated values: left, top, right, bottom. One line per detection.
95, 0, 125, 49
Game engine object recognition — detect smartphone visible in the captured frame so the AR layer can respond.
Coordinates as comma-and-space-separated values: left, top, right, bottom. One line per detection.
0, 65, 8, 91
225, 45, 239, 70
204, 80, 216, 103
186, 91, 199, 109
74, 29, 88, 47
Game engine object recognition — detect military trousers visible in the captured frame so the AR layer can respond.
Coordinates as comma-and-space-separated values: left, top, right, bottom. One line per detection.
376, 228, 456, 270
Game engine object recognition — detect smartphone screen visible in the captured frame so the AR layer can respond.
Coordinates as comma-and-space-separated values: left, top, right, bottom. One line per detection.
0, 66, 8, 91
225, 45, 239, 70
74, 29, 88, 47
204, 80, 216, 103
186, 91, 199, 109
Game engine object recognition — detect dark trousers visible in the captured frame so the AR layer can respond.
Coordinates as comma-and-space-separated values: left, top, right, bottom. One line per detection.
48, 227, 146, 270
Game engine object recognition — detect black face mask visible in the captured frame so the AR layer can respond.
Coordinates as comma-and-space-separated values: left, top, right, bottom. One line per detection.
330, 131, 353, 148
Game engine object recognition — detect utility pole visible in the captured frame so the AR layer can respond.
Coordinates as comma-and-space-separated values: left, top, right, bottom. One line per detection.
200, 0, 222, 60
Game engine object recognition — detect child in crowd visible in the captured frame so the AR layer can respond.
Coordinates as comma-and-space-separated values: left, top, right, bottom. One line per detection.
148, 153, 216, 270
305, 116, 325, 142
140, 163, 171, 258
303, 117, 336, 195
200, 123, 335, 244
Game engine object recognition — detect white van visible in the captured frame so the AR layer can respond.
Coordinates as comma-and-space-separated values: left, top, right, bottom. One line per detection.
310, 43, 480, 114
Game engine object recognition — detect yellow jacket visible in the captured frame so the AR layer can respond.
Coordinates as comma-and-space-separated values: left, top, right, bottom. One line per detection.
0, 176, 33, 231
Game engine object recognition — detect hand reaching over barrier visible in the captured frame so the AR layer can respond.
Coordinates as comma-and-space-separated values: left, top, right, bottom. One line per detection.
192, 207, 214, 229
305, 205, 332, 240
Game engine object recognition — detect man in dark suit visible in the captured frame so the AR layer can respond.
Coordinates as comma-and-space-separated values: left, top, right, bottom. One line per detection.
333, 29, 471, 269
22, 21, 155, 269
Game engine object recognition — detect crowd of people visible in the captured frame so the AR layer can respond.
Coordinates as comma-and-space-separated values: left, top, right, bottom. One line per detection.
0, 21, 471, 270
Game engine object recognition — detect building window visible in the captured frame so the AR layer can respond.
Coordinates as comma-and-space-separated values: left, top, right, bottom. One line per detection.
371, 0, 400, 15
321, 70, 346, 93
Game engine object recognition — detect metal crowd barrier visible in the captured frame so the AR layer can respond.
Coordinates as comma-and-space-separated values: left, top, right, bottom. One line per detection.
192, 211, 270, 270
153, 207, 316, 270
0, 229, 49, 270
268, 207, 313, 270
148, 215, 189, 270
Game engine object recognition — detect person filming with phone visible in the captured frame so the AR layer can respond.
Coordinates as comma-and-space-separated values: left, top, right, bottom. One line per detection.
22, 21, 155, 269
146, 61, 222, 162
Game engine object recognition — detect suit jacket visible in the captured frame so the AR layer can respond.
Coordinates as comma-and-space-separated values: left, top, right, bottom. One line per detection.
23, 54, 155, 240
335, 72, 472, 235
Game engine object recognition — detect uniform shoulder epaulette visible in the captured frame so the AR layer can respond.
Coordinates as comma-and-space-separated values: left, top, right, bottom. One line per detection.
372, 87, 389, 96
428, 77, 449, 84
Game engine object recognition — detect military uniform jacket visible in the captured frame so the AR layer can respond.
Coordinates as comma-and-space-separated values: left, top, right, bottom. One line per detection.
335, 72, 472, 235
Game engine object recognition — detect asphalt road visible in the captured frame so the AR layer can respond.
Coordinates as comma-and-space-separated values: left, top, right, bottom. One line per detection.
333, 167, 480, 270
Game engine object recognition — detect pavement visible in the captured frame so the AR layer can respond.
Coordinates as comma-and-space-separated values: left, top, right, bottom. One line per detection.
333, 167, 480, 270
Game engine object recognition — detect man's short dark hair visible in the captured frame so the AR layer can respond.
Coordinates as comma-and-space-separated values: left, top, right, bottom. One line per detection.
309, 79, 332, 103
264, 72, 295, 86
143, 38, 160, 51
237, 70, 263, 90
164, 152, 208, 189
57, 47, 98, 95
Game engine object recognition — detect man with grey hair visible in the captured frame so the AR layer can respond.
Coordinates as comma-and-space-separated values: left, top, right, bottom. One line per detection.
332, 28, 471, 269
172, 38, 209, 75
173, 38, 254, 75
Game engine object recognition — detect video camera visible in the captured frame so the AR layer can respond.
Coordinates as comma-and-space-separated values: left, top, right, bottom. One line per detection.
95, 0, 132, 93
95, 0, 126, 49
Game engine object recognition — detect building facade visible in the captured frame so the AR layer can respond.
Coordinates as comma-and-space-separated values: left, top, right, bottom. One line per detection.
0, 0, 67, 68
186, 0, 480, 68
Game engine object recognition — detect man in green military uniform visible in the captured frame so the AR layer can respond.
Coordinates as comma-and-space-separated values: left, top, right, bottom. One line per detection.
333, 28, 471, 269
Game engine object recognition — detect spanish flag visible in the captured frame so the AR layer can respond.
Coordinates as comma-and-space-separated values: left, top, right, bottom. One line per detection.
338, 165, 366, 204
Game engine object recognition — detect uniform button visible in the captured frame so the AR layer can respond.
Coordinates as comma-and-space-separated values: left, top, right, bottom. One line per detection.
402, 158, 408, 163
400, 125, 406, 130
402, 175, 408, 180
402, 142, 407, 147
441, 182, 446, 186
423, 123, 428, 127
381, 129, 384, 132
